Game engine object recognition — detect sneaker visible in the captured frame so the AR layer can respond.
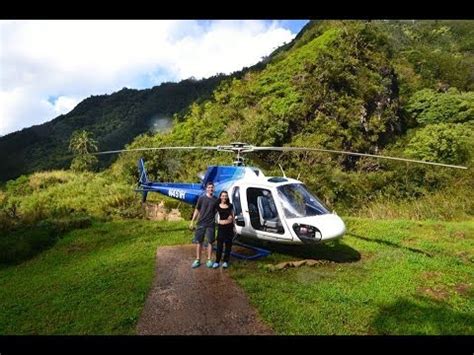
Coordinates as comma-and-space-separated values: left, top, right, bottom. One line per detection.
206, 259, 213, 268
191, 259, 201, 268
212, 262, 220, 269
222, 262, 229, 269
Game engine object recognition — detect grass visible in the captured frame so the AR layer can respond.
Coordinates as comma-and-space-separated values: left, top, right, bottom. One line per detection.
0, 217, 472, 335
0, 216, 93, 264
0, 220, 190, 335
357, 179, 474, 221
229, 217, 474, 335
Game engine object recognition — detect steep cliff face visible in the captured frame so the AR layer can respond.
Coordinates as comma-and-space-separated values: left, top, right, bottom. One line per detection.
129, 22, 407, 169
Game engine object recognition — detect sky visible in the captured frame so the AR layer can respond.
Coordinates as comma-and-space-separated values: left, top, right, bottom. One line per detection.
0, 20, 308, 137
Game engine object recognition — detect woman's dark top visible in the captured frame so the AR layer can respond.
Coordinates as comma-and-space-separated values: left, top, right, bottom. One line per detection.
216, 202, 234, 238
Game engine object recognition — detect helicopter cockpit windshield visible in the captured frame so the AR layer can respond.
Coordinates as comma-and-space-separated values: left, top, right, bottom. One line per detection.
277, 184, 330, 218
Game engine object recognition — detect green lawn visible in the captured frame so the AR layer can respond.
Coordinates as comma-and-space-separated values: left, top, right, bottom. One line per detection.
0, 218, 472, 335
230, 218, 474, 335
0, 220, 190, 335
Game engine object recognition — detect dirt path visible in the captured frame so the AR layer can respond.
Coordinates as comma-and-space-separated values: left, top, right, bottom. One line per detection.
136, 245, 274, 335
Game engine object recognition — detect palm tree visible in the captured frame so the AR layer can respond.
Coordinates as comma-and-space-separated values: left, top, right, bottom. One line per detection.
69, 130, 98, 172
69, 130, 98, 155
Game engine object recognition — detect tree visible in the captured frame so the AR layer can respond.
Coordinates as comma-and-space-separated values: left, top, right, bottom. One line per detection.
407, 88, 474, 125
404, 123, 469, 164
69, 130, 98, 172
69, 130, 98, 155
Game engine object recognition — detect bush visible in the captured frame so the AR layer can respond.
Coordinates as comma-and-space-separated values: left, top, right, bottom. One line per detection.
102, 193, 144, 219
5, 175, 32, 196
404, 123, 470, 164
28, 171, 73, 191
407, 88, 474, 125
70, 154, 99, 172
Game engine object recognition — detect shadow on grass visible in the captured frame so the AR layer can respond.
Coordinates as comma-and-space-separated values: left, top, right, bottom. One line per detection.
237, 236, 361, 263
155, 226, 189, 233
0, 216, 92, 266
371, 295, 474, 335
347, 232, 432, 257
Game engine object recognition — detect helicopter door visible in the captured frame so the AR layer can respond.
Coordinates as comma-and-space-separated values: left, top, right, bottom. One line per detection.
231, 186, 245, 234
246, 187, 284, 235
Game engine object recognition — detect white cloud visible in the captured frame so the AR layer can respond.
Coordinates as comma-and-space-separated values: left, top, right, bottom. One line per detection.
52, 96, 81, 115
0, 88, 81, 134
0, 20, 297, 136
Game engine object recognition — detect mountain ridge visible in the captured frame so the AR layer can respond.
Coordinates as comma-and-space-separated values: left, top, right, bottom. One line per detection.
1, 20, 473, 185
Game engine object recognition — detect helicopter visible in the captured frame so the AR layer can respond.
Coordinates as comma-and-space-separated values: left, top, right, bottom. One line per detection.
94, 142, 467, 245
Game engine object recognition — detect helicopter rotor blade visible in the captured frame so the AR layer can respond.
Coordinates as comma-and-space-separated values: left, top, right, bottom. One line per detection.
88, 142, 468, 170
92, 146, 220, 156
251, 146, 468, 170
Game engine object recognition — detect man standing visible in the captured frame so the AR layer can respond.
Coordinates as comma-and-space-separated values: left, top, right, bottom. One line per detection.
189, 182, 217, 268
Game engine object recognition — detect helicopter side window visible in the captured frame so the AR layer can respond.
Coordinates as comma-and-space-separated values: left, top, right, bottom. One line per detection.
232, 186, 245, 227
232, 186, 242, 215
246, 188, 284, 234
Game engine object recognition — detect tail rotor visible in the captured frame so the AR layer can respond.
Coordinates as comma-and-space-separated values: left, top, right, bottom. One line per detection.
138, 158, 149, 202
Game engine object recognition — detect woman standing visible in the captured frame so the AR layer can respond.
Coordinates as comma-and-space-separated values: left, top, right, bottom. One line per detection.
213, 191, 234, 269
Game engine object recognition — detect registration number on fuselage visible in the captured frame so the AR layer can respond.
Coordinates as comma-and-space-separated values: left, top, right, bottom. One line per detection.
168, 188, 186, 200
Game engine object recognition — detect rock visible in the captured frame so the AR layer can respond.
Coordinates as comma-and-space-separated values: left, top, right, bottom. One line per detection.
167, 208, 183, 221
142, 201, 183, 221
264, 259, 334, 271
275, 262, 290, 270
292, 260, 307, 268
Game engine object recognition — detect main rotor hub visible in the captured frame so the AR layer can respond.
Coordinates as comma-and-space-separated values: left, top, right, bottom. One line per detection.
217, 142, 254, 153
216, 142, 254, 166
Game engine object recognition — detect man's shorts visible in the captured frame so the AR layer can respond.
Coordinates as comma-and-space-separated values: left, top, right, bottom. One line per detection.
192, 225, 215, 245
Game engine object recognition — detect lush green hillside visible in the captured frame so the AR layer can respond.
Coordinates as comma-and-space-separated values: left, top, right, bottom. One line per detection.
113, 20, 473, 216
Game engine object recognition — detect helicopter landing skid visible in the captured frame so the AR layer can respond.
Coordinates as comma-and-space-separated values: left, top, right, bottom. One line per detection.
225, 241, 271, 260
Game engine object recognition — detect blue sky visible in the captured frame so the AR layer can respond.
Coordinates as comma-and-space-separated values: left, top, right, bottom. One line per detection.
280, 20, 309, 34
0, 20, 309, 136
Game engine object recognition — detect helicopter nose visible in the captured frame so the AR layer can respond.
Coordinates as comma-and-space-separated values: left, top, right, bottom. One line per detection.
292, 214, 346, 243
316, 214, 346, 241
328, 214, 346, 239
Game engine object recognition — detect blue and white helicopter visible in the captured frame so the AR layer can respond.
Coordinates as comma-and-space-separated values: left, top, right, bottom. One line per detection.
96, 142, 467, 245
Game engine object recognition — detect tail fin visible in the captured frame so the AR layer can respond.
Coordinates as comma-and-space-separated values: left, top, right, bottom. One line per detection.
138, 158, 149, 184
